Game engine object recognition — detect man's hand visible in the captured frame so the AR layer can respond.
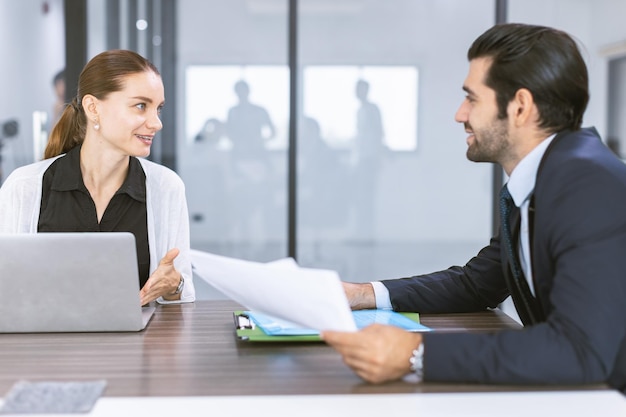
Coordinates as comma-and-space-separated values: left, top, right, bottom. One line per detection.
321, 324, 422, 384
343, 282, 376, 310
139, 248, 181, 305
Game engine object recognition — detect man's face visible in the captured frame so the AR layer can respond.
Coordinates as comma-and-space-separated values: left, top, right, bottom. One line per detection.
455, 57, 512, 164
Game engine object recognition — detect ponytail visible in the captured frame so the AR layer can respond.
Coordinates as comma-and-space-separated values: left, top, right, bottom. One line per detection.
44, 97, 86, 159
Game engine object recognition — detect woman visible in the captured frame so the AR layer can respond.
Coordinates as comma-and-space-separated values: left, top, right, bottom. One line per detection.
0, 50, 195, 305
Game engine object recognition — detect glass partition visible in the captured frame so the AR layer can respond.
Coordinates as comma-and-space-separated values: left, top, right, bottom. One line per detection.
296, 0, 495, 283
178, 0, 289, 263
177, 0, 495, 295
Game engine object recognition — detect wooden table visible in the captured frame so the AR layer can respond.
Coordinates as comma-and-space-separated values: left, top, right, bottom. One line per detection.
0, 300, 607, 397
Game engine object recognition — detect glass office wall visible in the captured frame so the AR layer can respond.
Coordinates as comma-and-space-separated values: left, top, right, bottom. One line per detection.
295, 0, 495, 283
178, 0, 289, 263
177, 0, 496, 293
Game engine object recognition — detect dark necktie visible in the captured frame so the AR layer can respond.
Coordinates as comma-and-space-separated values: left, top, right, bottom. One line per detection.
500, 184, 543, 325
499, 185, 524, 282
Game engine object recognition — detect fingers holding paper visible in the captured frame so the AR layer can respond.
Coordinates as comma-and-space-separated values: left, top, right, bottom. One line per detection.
321, 324, 423, 384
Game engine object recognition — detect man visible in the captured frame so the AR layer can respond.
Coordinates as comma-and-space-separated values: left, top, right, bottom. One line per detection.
321, 23, 626, 391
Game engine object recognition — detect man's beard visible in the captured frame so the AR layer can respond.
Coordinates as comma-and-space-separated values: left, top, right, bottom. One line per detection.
466, 118, 511, 164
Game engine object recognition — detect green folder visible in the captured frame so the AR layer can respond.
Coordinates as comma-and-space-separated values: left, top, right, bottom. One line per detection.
233, 310, 424, 342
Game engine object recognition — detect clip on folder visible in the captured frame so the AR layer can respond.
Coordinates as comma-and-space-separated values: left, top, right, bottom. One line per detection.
234, 311, 323, 342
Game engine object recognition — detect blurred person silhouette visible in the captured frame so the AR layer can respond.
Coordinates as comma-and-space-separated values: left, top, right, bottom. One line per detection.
0, 119, 19, 184
352, 79, 385, 240
194, 118, 225, 145
298, 115, 349, 236
224, 80, 277, 247
227, 80, 276, 156
51, 69, 66, 125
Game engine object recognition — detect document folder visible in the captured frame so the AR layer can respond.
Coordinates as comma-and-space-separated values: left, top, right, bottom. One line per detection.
234, 310, 430, 342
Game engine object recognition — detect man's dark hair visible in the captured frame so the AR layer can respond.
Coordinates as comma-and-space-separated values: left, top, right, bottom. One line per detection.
468, 23, 589, 132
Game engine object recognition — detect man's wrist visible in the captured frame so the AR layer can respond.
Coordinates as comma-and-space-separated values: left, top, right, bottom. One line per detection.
345, 282, 376, 310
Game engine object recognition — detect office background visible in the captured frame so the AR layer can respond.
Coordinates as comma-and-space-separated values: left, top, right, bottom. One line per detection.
1, 0, 625, 317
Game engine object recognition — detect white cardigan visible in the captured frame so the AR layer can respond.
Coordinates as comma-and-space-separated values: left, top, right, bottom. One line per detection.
0, 155, 195, 304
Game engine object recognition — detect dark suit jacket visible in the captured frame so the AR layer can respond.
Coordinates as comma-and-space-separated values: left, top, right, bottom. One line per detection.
383, 128, 626, 390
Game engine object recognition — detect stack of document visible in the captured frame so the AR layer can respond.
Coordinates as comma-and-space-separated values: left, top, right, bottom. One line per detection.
190, 250, 430, 335
190, 250, 357, 332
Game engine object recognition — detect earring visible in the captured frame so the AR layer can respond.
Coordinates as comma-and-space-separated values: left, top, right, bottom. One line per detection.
94, 119, 100, 131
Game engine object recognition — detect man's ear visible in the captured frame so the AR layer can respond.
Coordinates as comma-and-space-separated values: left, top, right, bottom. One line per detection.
82, 94, 99, 119
509, 88, 537, 127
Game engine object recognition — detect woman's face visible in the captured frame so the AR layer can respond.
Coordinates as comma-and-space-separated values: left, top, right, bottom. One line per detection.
95, 71, 165, 158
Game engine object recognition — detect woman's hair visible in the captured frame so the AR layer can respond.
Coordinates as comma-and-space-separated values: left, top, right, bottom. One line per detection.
44, 49, 160, 159
468, 23, 589, 133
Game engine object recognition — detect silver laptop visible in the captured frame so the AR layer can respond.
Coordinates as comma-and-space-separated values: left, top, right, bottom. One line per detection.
0, 232, 155, 333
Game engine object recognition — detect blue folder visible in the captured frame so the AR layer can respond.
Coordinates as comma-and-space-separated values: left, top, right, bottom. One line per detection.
234, 309, 431, 342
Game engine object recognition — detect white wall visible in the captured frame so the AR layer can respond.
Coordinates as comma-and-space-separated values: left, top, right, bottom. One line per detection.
0, 0, 64, 178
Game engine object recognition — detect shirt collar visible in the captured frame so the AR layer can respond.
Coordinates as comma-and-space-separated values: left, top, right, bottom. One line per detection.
122, 157, 147, 202
50, 146, 146, 203
506, 134, 556, 207
50, 145, 86, 192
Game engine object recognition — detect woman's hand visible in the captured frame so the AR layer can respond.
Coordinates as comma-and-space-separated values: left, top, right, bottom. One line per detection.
139, 248, 181, 305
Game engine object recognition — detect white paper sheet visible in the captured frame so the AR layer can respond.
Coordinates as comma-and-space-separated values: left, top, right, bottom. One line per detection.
190, 250, 357, 332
